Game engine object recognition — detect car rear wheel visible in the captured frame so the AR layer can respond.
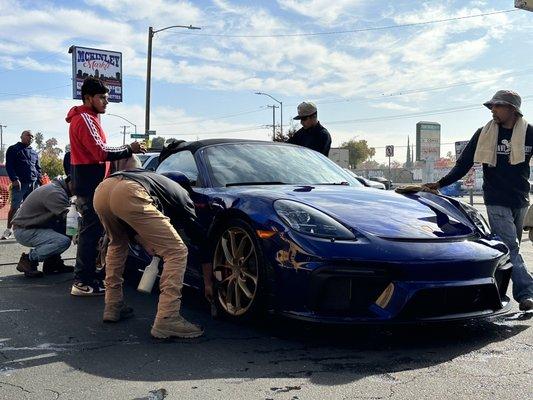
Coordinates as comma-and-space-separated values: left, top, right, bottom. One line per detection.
213, 219, 264, 318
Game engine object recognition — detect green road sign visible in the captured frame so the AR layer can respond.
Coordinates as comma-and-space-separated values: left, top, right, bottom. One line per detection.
131, 134, 147, 139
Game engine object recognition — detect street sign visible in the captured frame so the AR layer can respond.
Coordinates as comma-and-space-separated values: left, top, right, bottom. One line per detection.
131, 134, 147, 139
147, 130, 156, 135
385, 145, 394, 157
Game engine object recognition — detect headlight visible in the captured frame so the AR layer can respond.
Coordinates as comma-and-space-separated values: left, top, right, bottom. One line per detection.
274, 200, 355, 239
458, 202, 491, 236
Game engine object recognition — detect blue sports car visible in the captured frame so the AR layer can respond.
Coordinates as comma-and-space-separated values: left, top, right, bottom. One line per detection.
130, 139, 512, 323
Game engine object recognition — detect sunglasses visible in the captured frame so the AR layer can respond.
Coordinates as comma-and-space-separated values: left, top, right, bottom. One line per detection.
300, 113, 316, 121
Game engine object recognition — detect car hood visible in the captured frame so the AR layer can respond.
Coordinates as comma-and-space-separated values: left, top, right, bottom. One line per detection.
228, 185, 475, 240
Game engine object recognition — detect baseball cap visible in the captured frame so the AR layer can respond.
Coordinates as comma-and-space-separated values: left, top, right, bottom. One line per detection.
293, 102, 317, 120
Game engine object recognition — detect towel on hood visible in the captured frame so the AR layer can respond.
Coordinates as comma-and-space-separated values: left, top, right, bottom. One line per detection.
395, 185, 439, 195
473, 117, 528, 166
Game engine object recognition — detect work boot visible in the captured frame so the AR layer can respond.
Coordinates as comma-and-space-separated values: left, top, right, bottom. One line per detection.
42, 255, 74, 274
151, 315, 204, 339
16, 253, 43, 278
519, 298, 533, 312
103, 302, 134, 323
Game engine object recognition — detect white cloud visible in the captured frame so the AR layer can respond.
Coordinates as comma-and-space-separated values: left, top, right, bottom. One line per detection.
277, 0, 364, 25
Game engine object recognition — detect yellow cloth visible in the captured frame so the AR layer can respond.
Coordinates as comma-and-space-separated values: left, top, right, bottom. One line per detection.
473, 117, 528, 166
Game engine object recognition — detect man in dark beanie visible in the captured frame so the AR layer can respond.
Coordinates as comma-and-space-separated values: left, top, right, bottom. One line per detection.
288, 101, 331, 156
424, 90, 533, 312
66, 77, 145, 296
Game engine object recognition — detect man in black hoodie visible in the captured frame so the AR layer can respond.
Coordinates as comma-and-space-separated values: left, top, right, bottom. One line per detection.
93, 161, 206, 339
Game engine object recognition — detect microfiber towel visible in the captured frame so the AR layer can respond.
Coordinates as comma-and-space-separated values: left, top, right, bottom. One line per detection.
473, 117, 528, 166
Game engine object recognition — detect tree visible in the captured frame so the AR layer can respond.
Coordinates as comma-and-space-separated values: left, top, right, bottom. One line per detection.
34, 131, 44, 152
340, 139, 376, 168
39, 134, 64, 178
273, 126, 296, 142
151, 136, 165, 149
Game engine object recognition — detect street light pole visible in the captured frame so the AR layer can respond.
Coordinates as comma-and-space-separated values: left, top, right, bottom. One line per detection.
107, 113, 137, 136
255, 92, 283, 138
145, 24, 201, 137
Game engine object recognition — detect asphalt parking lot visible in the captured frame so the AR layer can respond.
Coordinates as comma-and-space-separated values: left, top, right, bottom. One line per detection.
0, 195, 532, 400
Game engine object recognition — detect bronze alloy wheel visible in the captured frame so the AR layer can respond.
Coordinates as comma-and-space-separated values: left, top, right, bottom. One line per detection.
213, 225, 259, 316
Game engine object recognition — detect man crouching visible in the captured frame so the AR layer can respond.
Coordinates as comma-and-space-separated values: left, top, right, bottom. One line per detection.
93, 156, 205, 339
12, 176, 74, 277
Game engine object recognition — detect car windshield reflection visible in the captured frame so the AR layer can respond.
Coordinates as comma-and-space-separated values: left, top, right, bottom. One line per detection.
204, 143, 362, 188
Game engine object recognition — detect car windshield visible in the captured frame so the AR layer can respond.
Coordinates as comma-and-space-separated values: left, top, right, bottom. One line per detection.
204, 143, 362, 188
137, 154, 151, 164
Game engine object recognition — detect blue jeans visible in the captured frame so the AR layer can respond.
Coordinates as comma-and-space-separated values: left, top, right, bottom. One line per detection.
13, 227, 71, 262
10, 181, 38, 209
486, 205, 533, 302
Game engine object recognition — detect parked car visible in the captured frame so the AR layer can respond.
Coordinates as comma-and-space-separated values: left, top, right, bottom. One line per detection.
123, 139, 511, 324
137, 152, 160, 171
344, 170, 386, 189
368, 176, 393, 190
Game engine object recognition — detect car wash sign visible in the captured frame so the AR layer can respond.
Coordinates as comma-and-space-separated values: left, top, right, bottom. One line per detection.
70, 46, 123, 102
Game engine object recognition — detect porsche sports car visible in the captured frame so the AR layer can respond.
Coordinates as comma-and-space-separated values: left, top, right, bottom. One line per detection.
128, 139, 512, 323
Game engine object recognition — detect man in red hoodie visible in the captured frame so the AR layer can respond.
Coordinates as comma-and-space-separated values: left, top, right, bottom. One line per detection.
66, 77, 145, 296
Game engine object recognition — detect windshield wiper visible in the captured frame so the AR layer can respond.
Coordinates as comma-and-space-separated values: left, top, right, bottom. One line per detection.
315, 182, 350, 186
226, 181, 286, 187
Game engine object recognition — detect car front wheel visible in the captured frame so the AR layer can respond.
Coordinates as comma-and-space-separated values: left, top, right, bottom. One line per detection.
212, 219, 264, 318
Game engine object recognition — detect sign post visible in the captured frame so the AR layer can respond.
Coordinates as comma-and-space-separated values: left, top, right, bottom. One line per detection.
385, 145, 394, 182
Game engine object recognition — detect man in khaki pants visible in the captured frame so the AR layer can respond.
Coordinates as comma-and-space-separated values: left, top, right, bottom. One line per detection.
94, 160, 207, 338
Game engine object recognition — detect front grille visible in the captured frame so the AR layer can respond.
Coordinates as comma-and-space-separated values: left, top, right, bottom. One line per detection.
399, 284, 501, 319
308, 266, 393, 316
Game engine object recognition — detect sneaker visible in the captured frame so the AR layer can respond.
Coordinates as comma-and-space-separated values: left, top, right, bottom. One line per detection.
1, 228, 13, 240
103, 302, 134, 323
43, 255, 74, 274
151, 315, 204, 339
70, 280, 105, 297
519, 298, 533, 312
16, 253, 43, 278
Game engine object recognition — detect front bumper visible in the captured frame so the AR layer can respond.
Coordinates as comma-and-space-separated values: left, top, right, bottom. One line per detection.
275, 255, 512, 324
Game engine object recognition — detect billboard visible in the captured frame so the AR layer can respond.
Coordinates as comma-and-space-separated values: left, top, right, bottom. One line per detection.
416, 121, 441, 161
70, 46, 123, 102
455, 140, 469, 159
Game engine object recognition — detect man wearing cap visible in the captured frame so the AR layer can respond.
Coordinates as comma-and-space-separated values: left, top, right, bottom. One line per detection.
424, 90, 533, 312
288, 102, 331, 156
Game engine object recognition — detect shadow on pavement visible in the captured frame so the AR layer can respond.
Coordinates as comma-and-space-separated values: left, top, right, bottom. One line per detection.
0, 271, 530, 387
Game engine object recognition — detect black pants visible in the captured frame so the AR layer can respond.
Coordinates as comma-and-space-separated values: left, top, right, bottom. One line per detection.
74, 195, 103, 284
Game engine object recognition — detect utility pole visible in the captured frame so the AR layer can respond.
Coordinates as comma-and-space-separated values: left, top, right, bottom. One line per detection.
267, 105, 279, 140
145, 24, 201, 136
120, 125, 130, 145
0, 124, 6, 164
255, 92, 283, 137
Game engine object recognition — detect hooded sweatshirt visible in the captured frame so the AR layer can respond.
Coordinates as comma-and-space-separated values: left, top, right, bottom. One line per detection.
66, 105, 132, 196
12, 178, 71, 229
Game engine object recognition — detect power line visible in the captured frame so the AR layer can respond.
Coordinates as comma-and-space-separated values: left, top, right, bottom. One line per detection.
171, 9, 518, 38
0, 84, 71, 98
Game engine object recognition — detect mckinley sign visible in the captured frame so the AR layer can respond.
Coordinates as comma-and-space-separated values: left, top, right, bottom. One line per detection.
70, 46, 123, 102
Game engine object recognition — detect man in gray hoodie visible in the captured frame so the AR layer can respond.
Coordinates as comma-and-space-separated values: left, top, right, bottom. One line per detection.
12, 177, 74, 277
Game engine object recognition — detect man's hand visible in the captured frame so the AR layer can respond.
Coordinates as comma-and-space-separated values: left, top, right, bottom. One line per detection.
11, 180, 20, 190
422, 182, 440, 191
130, 141, 146, 154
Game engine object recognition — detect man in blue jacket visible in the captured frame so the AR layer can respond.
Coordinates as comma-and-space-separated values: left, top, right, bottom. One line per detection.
2, 130, 41, 240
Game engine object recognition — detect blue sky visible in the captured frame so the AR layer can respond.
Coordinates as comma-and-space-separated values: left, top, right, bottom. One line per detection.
1, 0, 532, 162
